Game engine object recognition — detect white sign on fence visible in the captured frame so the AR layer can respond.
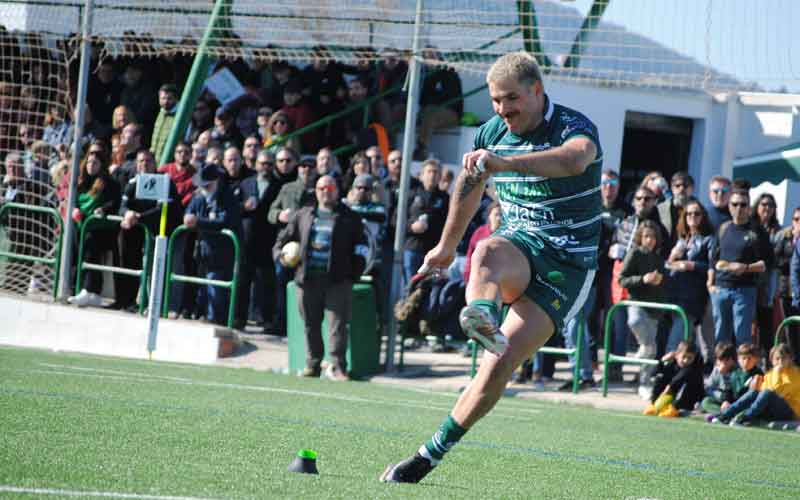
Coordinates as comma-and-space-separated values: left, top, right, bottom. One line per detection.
135, 173, 170, 202
205, 67, 246, 107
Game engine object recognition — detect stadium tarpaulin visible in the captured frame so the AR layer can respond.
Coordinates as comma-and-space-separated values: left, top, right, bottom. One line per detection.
732, 143, 800, 185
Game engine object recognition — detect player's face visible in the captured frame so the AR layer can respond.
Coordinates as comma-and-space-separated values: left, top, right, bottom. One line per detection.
489, 78, 544, 135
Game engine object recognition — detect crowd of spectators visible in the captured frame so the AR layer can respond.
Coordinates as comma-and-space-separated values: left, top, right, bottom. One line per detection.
0, 27, 468, 336
1, 27, 799, 410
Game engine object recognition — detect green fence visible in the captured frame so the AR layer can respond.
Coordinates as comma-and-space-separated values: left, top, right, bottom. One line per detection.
75, 214, 153, 315
775, 315, 800, 347
162, 225, 240, 329
602, 300, 689, 397
0, 202, 63, 300
466, 315, 587, 394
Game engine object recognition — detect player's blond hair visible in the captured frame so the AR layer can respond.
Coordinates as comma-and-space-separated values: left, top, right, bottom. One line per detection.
487, 52, 543, 87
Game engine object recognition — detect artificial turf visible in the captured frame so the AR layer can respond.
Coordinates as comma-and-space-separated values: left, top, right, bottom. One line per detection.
1, 346, 798, 499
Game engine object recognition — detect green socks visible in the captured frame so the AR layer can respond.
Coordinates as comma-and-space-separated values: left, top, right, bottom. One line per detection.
420, 415, 468, 464
468, 299, 500, 326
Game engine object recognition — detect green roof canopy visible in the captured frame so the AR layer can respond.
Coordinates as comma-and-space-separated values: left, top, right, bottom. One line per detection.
732, 143, 800, 185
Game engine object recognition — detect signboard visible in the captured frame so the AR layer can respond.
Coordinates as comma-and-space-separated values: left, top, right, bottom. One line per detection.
135, 173, 171, 202
205, 67, 246, 107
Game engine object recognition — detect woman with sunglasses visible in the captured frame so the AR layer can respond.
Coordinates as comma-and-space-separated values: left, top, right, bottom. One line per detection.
751, 193, 782, 356
666, 198, 714, 353
263, 110, 301, 155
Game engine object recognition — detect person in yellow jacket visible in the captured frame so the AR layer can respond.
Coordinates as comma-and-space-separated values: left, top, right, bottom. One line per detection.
709, 343, 800, 426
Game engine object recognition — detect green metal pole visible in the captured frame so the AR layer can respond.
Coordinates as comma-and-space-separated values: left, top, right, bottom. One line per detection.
775, 316, 800, 346
138, 224, 153, 316
563, 0, 610, 69
573, 316, 584, 394
222, 229, 240, 330
602, 302, 619, 397
516, 0, 551, 69
161, 225, 185, 318
74, 216, 91, 293
158, 0, 232, 167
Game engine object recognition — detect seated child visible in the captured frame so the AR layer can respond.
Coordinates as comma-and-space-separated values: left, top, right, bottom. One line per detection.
710, 343, 800, 425
643, 340, 705, 417
700, 342, 737, 414
727, 343, 764, 412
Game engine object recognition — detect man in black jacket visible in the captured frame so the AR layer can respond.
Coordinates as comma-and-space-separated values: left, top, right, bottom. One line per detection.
273, 175, 367, 381
111, 149, 179, 312
708, 188, 775, 347
238, 150, 283, 333
404, 159, 448, 283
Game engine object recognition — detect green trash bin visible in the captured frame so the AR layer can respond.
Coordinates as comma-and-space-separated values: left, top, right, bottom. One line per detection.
286, 280, 380, 379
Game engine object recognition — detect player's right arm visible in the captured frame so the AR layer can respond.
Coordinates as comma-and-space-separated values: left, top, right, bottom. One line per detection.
422, 161, 488, 270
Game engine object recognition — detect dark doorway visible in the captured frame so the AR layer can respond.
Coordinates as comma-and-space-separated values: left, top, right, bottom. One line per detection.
619, 112, 694, 202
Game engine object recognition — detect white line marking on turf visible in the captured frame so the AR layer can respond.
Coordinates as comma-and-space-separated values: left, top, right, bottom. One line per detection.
0, 486, 219, 500
21, 364, 540, 421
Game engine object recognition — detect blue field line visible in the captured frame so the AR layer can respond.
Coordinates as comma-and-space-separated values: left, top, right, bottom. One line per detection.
462, 440, 800, 491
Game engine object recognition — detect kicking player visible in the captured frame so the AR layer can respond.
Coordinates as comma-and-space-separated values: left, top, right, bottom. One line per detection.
381, 51, 603, 483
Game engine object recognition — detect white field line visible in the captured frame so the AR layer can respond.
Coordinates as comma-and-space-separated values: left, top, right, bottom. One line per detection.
0, 485, 219, 500
7, 364, 541, 421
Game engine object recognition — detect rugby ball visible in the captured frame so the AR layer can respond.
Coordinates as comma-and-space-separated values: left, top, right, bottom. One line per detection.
281, 241, 302, 268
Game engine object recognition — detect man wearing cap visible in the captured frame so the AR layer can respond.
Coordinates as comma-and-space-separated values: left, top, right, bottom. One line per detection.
184, 164, 242, 325
211, 107, 244, 150
150, 83, 179, 162
273, 175, 367, 380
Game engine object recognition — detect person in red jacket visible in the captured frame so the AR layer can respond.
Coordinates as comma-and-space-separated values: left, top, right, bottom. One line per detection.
158, 141, 196, 208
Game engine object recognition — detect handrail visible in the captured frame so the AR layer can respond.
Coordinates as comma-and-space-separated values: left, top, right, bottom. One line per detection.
0, 202, 64, 300
161, 224, 240, 329
602, 300, 689, 397
775, 315, 800, 347
466, 314, 586, 394
75, 213, 153, 314
331, 82, 489, 157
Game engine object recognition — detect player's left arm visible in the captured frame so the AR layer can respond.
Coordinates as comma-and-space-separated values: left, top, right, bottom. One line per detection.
464, 137, 597, 179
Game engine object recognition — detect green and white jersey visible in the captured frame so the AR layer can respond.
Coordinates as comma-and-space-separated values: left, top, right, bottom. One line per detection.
474, 95, 603, 270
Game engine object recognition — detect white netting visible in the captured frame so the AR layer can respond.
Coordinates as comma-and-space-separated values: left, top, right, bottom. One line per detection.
0, 10, 72, 298
5, 0, 798, 92
1, 0, 799, 298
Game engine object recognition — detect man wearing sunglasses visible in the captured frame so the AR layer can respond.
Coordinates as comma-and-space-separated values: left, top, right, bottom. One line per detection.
708, 186, 775, 347
706, 175, 732, 231
273, 175, 367, 381
657, 171, 694, 248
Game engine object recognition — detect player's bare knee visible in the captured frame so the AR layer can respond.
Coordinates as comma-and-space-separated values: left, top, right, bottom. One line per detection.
472, 238, 512, 277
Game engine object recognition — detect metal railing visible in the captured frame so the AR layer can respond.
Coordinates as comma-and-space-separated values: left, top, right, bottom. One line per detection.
467, 315, 587, 394
602, 300, 689, 397
0, 202, 63, 300
75, 214, 153, 314
775, 315, 800, 347
161, 225, 240, 329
